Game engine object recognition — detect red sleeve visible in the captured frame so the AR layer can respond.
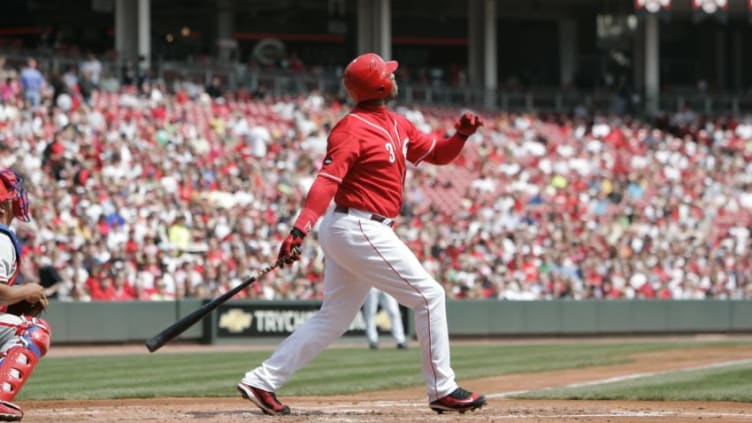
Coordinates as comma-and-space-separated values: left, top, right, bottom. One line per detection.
421, 133, 469, 165
292, 127, 358, 234
405, 118, 468, 166
317, 127, 360, 183
292, 176, 339, 234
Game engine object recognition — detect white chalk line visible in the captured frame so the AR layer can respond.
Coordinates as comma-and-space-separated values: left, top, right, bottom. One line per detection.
31, 406, 751, 420
291, 405, 749, 418
290, 357, 752, 418
488, 357, 752, 399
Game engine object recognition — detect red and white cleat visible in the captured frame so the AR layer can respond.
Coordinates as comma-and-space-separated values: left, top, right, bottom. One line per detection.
430, 387, 487, 414
237, 382, 291, 416
0, 401, 23, 422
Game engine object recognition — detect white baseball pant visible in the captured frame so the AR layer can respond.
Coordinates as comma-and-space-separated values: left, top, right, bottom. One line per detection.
362, 287, 406, 346
243, 208, 458, 401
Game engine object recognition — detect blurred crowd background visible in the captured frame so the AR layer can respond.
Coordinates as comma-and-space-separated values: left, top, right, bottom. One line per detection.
1, 54, 751, 303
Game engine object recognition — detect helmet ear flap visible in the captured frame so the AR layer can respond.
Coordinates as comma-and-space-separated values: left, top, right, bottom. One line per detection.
13, 195, 30, 222
380, 76, 393, 97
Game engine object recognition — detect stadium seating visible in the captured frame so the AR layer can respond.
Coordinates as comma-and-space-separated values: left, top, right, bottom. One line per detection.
0, 59, 750, 303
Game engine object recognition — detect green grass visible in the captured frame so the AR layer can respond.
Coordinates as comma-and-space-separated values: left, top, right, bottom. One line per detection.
515, 360, 752, 403
16, 341, 746, 401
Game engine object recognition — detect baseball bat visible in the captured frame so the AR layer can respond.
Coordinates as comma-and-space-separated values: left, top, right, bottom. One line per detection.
145, 263, 278, 353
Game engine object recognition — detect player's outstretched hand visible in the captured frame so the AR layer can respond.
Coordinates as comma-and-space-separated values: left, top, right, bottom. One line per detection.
455, 112, 484, 137
277, 227, 306, 268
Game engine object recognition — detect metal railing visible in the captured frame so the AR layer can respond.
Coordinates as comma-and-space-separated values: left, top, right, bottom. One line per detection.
3, 49, 752, 116
154, 61, 752, 116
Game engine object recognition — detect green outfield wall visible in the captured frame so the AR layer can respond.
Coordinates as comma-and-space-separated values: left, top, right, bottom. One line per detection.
43, 300, 752, 344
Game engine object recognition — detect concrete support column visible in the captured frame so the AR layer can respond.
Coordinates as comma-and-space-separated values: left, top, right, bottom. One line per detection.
357, 0, 372, 54
644, 14, 660, 115
376, 0, 391, 59
137, 0, 151, 69
217, 0, 235, 62
558, 19, 577, 88
467, 0, 497, 107
115, 0, 137, 63
356, 0, 391, 58
483, 0, 497, 109
467, 0, 484, 87
632, 19, 645, 92
715, 29, 726, 91
733, 29, 742, 91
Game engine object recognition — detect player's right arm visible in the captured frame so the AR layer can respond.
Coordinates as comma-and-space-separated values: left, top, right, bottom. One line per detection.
277, 129, 359, 267
0, 283, 47, 307
293, 129, 359, 235
0, 235, 47, 307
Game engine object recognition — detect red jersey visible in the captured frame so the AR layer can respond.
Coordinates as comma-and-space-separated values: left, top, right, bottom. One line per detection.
292, 104, 469, 234
319, 104, 438, 218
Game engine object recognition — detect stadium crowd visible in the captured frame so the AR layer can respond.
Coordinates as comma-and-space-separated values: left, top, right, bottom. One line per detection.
0, 56, 750, 303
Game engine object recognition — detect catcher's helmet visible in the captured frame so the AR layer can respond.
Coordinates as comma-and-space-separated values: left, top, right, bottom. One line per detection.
0, 169, 30, 222
343, 53, 399, 103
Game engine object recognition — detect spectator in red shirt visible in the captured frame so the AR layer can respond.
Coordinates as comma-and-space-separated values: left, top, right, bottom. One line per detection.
111, 272, 136, 301
90, 276, 117, 301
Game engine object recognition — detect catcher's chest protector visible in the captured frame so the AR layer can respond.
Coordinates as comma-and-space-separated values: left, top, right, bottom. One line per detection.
0, 225, 22, 315
0, 225, 20, 284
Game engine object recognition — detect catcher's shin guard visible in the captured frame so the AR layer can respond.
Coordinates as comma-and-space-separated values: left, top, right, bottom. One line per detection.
0, 317, 50, 401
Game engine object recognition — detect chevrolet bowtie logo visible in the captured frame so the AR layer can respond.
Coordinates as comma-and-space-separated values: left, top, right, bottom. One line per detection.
375, 310, 392, 331
219, 309, 253, 333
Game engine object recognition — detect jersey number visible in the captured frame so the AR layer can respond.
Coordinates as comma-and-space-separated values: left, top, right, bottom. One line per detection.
385, 143, 396, 163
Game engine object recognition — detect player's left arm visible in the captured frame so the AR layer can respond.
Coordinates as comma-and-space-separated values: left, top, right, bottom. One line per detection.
405, 112, 483, 166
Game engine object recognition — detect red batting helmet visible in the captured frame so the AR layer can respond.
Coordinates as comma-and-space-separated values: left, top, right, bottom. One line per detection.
0, 169, 30, 222
343, 53, 399, 103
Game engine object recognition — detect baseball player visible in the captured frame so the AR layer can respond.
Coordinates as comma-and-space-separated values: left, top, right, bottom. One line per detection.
0, 169, 51, 422
238, 53, 486, 415
362, 287, 407, 350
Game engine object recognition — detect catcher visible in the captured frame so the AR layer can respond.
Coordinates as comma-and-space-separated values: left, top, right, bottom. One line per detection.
0, 169, 50, 422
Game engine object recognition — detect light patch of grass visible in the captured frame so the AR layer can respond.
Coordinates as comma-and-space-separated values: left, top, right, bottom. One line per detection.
515, 360, 752, 402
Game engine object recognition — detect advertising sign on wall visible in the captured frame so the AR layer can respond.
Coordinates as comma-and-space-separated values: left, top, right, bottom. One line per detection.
216, 302, 408, 338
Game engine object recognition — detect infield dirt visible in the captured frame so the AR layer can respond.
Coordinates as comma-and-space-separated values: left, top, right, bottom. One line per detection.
21, 339, 752, 422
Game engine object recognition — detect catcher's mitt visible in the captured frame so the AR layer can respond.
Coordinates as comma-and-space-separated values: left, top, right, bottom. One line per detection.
6, 298, 46, 317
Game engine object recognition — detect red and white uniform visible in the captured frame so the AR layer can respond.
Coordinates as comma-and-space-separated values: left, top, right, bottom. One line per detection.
0, 168, 51, 420
292, 104, 467, 232
317, 105, 439, 218
244, 104, 470, 402
0, 235, 19, 288
0, 228, 51, 407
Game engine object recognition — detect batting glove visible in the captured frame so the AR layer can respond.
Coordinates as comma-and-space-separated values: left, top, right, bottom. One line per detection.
277, 227, 306, 268
455, 112, 484, 137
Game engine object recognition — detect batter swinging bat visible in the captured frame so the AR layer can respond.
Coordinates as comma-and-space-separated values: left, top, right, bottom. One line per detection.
145, 263, 278, 353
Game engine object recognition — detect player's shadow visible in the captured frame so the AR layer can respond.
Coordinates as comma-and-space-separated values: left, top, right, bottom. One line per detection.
186, 409, 257, 418
187, 408, 385, 418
